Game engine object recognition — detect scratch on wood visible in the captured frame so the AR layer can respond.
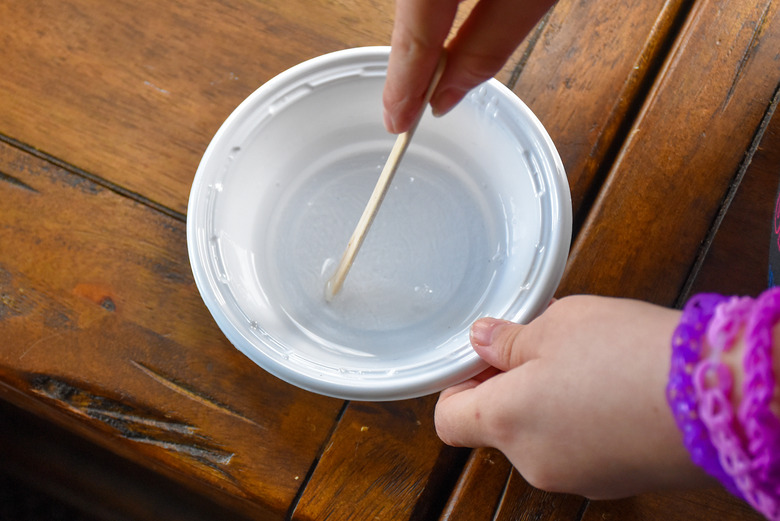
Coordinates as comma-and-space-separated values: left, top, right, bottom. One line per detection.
143, 80, 170, 95
723, 0, 772, 110
1, 267, 30, 321
86, 408, 197, 435
0, 170, 38, 193
18, 331, 66, 360
133, 438, 233, 465
28, 374, 236, 470
131, 360, 262, 429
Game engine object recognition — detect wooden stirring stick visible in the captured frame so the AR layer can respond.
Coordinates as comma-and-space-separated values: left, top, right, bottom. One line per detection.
325, 54, 447, 301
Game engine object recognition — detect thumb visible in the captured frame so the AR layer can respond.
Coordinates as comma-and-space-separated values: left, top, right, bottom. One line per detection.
470, 318, 535, 371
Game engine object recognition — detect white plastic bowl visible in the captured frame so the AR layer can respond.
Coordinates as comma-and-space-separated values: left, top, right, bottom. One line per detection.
187, 47, 571, 401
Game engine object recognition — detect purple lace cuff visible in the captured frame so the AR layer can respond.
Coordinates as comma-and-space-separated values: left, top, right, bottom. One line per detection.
694, 296, 753, 499
735, 287, 780, 519
667, 293, 741, 496
670, 288, 780, 519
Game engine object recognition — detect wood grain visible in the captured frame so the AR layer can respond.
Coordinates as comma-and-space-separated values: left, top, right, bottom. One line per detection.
438, 448, 513, 521
0, 139, 343, 519
511, 0, 692, 222
0, 399, 254, 521
581, 488, 765, 520
0, 0, 396, 215
686, 94, 779, 298
291, 397, 469, 520
493, 470, 585, 521
559, 0, 780, 304
439, 452, 587, 521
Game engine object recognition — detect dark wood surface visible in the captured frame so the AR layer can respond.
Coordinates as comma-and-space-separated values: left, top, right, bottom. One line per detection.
1, 0, 778, 519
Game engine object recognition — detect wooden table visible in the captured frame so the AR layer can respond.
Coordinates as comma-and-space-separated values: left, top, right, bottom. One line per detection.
1, 0, 778, 519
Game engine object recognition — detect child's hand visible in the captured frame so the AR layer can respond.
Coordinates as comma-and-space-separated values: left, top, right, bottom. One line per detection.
383, 0, 556, 134
435, 295, 715, 498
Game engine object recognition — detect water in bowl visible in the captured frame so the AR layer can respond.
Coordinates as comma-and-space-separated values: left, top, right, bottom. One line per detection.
259, 139, 504, 362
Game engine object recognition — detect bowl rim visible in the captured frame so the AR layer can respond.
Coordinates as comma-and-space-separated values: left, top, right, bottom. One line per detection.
186, 46, 572, 401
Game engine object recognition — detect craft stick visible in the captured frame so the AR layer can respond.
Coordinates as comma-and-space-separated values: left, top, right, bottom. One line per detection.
325, 53, 447, 301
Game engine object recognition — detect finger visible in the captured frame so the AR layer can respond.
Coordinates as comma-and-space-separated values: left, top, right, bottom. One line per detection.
439, 366, 502, 403
438, 378, 480, 405
383, 0, 460, 133
431, 0, 555, 116
435, 374, 502, 448
470, 318, 540, 372
474, 365, 502, 382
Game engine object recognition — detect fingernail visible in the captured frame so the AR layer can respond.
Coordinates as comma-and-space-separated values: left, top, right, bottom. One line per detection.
431, 106, 448, 118
470, 318, 505, 348
383, 107, 398, 134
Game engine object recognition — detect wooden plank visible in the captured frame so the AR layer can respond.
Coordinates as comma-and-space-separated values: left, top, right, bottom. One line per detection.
493, 470, 584, 521
0, 0, 530, 218
686, 95, 779, 298
581, 489, 765, 520
558, 0, 780, 304
0, 139, 343, 520
441, 459, 583, 521
511, 0, 690, 220
0, 399, 253, 521
291, 397, 469, 520
0, 0, 396, 215
438, 448, 513, 521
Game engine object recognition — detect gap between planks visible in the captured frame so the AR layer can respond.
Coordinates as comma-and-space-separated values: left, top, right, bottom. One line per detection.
675, 81, 780, 308
0, 132, 186, 222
